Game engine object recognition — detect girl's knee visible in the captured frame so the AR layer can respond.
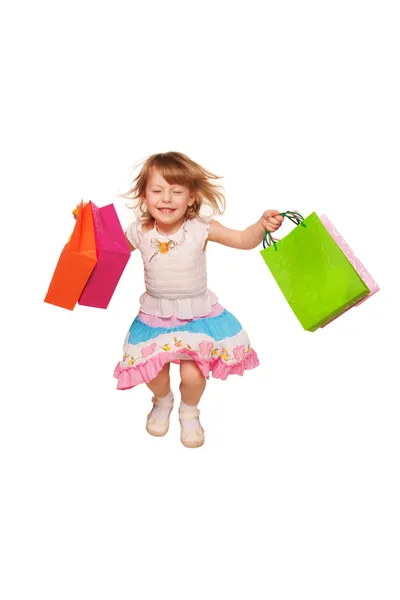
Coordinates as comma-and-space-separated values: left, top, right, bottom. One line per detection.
155, 362, 171, 383
180, 362, 206, 387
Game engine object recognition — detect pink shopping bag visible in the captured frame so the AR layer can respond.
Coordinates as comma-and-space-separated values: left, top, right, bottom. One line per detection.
78, 202, 130, 309
320, 214, 380, 327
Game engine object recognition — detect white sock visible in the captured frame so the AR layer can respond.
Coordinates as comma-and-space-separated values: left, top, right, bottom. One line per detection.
179, 401, 201, 431
151, 390, 174, 421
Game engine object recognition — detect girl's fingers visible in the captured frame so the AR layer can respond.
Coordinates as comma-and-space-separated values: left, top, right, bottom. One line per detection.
262, 211, 285, 231
262, 223, 278, 232
266, 218, 282, 228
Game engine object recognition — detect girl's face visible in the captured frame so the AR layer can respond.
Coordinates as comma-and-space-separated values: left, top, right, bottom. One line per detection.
143, 169, 195, 226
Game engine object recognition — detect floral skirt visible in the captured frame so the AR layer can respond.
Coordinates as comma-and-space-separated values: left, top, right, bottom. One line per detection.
113, 303, 260, 390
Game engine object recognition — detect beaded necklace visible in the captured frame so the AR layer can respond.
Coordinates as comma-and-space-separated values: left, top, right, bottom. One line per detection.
148, 218, 189, 262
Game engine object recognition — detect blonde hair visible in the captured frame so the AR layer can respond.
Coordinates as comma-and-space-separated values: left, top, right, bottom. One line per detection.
118, 151, 226, 222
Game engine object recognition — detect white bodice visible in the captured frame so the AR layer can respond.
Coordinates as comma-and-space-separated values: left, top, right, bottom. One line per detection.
125, 216, 218, 319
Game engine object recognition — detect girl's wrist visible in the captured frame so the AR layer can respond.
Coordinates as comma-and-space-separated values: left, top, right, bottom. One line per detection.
256, 216, 267, 238
257, 215, 265, 230
242, 218, 266, 249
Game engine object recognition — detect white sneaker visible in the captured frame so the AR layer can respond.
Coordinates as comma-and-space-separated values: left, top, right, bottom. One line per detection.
179, 405, 205, 448
146, 394, 174, 437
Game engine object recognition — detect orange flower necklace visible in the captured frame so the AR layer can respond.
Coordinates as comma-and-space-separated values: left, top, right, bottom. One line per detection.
148, 219, 188, 263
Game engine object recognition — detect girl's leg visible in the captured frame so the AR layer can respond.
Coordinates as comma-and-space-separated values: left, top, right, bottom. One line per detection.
145, 362, 173, 437
179, 361, 206, 448
145, 361, 171, 397
179, 360, 206, 406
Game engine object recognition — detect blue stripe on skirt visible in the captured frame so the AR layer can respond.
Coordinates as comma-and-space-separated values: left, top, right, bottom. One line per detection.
128, 309, 243, 345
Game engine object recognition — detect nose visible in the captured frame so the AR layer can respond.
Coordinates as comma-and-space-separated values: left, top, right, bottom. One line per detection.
162, 192, 172, 203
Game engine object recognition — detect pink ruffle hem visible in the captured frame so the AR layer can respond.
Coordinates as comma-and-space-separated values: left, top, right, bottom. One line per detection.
113, 348, 260, 390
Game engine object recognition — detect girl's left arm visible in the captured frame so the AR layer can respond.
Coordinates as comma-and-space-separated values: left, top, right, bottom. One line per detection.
208, 210, 284, 250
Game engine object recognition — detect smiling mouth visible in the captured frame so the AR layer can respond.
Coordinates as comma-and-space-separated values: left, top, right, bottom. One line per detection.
158, 208, 176, 213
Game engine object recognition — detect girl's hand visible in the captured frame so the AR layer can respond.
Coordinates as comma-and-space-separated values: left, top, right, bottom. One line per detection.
72, 201, 87, 220
261, 210, 284, 232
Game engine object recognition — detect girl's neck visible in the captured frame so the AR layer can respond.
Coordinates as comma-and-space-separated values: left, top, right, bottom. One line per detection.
154, 216, 186, 236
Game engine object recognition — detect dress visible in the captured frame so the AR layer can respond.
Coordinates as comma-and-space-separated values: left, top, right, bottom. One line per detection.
113, 216, 260, 390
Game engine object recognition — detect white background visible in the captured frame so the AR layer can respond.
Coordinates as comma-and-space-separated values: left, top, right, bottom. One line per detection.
1, 1, 399, 598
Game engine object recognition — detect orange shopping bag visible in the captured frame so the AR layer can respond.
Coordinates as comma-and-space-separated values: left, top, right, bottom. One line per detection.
44, 202, 97, 310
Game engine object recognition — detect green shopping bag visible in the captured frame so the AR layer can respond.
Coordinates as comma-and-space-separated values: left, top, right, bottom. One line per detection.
260, 211, 370, 331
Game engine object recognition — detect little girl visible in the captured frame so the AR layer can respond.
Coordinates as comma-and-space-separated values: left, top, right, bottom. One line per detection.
79, 152, 283, 448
